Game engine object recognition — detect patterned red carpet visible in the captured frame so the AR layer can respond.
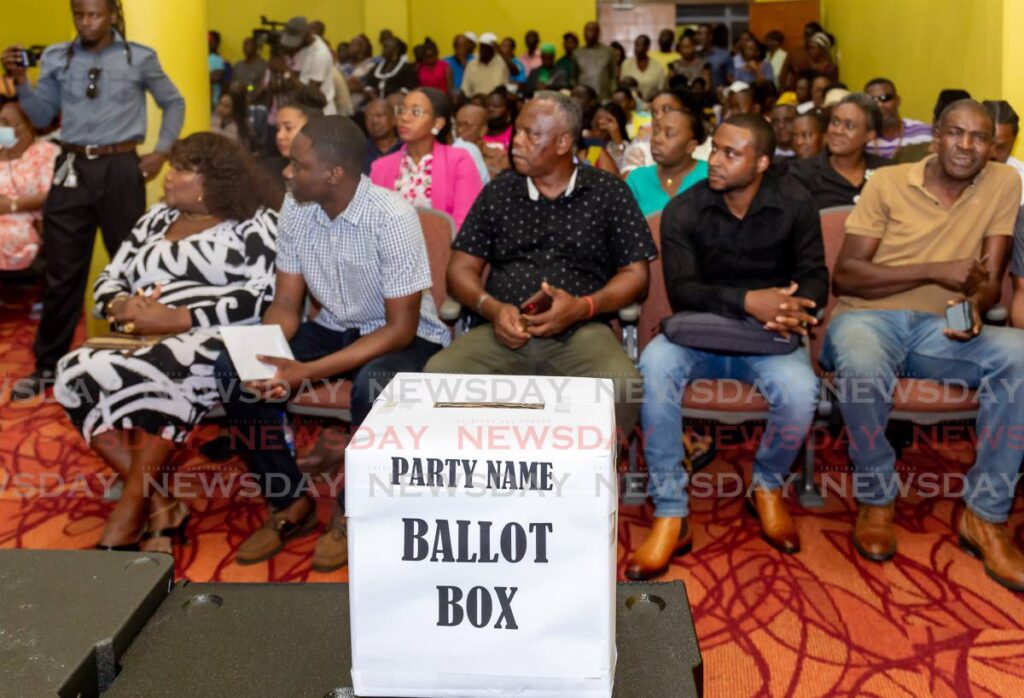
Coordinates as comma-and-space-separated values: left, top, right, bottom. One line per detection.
2, 285, 1024, 696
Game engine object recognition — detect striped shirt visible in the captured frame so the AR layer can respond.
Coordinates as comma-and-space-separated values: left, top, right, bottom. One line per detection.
275, 178, 450, 347
868, 117, 933, 159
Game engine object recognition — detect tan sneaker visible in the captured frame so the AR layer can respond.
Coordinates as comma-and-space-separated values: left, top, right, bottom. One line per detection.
312, 513, 349, 573
236, 498, 319, 566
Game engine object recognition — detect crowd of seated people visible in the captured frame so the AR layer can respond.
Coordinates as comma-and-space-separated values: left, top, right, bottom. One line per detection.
6, 15, 1024, 594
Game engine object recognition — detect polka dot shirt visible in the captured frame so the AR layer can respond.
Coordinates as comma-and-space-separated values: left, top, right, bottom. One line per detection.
453, 166, 658, 312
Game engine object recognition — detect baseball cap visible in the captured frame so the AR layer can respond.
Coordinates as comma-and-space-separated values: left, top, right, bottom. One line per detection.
809, 32, 833, 50
823, 87, 850, 107
540, 43, 556, 55
775, 91, 798, 106
478, 32, 498, 46
725, 81, 750, 95
460, 31, 478, 44
280, 17, 308, 49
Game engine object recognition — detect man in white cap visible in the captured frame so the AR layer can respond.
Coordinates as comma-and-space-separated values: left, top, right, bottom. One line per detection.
461, 32, 509, 97
444, 32, 477, 91
280, 16, 336, 115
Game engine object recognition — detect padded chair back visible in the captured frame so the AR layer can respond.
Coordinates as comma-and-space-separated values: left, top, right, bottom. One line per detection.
809, 206, 854, 372
638, 213, 672, 354
417, 208, 457, 314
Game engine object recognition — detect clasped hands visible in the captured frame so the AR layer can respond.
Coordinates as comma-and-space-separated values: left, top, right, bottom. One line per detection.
744, 282, 818, 339
106, 285, 184, 335
490, 281, 589, 350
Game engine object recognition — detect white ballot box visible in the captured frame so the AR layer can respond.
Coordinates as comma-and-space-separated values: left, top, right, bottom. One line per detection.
346, 373, 618, 698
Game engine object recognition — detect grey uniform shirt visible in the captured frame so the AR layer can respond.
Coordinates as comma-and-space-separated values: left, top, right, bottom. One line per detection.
16, 31, 185, 153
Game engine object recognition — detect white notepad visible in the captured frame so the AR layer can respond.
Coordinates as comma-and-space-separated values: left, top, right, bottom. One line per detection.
219, 325, 295, 382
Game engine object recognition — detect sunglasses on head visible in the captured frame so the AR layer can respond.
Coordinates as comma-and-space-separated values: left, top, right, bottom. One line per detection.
87, 68, 101, 99
873, 93, 896, 103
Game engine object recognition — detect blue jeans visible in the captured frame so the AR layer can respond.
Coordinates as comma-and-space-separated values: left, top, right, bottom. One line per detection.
821, 310, 1024, 523
214, 322, 442, 510
639, 334, 820, 518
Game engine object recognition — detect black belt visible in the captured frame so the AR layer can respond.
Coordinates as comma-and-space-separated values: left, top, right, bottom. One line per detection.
62, 141, 139, 159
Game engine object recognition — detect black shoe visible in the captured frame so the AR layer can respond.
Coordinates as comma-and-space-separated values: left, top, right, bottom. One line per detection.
11, 368, 56, 402
141, 514, 191, 549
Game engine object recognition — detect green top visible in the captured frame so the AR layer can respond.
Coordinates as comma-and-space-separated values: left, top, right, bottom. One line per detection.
626, 161, 709, 216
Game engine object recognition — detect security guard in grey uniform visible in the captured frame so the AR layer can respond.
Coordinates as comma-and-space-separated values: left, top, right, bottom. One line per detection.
3, 0, 185, 398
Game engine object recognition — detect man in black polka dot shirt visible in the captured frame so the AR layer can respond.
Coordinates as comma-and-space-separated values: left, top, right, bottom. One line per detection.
426, 91, 657, 434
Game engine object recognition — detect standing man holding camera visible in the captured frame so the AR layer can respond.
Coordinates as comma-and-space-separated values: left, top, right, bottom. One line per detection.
3, 0, 185, 399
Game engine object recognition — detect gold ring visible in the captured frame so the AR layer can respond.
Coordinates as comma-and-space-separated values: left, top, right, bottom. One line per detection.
123, 322, 136, 334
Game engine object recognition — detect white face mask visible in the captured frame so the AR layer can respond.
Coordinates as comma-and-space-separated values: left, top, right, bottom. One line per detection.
0, 127, 17, 149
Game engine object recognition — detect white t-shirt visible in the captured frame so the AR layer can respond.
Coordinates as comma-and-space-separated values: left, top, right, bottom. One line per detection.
292, 36, 336, 115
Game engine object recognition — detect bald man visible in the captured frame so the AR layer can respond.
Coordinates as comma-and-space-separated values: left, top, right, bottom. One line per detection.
455, 104, 504, 181
452, 104, 490, 184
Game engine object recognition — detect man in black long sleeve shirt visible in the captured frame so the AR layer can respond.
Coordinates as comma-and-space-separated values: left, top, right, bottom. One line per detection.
627, 115, 828, 580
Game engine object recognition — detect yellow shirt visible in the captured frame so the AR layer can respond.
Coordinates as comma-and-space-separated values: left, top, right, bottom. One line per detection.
836, 156, 1022, 316
649, 51, 679, 73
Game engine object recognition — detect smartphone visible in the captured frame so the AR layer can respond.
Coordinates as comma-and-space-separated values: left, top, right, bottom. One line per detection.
521, 293, 553, 315
945, 300, 974, 333
17, 47, 44, 68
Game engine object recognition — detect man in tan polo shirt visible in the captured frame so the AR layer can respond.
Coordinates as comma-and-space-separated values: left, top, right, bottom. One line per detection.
822, 99, 1024, 592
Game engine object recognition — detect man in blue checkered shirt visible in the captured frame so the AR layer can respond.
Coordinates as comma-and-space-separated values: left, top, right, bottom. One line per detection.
215, 116, 447, 572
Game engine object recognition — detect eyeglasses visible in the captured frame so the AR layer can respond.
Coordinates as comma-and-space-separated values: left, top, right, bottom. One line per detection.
395, 105, 429, 118
87, 68, 101, 99
872, 93, 896, 103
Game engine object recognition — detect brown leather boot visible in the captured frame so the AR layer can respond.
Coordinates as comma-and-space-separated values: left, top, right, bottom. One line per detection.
236, 497, 319, 565
312, 512, 349, 573
747, 488, 800, 555
958, 508, 1024, 592
852, 502, 897, 562
625, 517, 693, 580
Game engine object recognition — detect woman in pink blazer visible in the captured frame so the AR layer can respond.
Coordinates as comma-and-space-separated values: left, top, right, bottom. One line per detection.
370, 87, 483, 228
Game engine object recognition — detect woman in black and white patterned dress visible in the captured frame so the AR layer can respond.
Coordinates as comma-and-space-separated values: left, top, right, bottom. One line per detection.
55, 133, 280, 554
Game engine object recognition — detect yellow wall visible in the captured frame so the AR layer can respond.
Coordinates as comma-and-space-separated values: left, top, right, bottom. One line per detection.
407, 0, 593, 57
0, 1, 72, 51
205, 0, 593, 62
1, 1, 74, 84
1002, 0, 1024, 158
209, 0, 365, 62
822, 0, 1003, 124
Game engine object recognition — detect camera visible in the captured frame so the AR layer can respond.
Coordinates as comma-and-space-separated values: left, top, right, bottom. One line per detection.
17, 45, 46, 68
251, 16, 285, 52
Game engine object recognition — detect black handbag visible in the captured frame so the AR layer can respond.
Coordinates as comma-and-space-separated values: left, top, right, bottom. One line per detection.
660, 311, 800, 355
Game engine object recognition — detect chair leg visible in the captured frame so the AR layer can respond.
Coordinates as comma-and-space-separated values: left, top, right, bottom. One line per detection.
797, 437, 824, 508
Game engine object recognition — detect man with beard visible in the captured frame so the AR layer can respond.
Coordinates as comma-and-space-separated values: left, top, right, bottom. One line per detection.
628, 114, 827, 579
214, 116, 448, 573
824, 100, 1024, 592
425, 91, 656, 439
